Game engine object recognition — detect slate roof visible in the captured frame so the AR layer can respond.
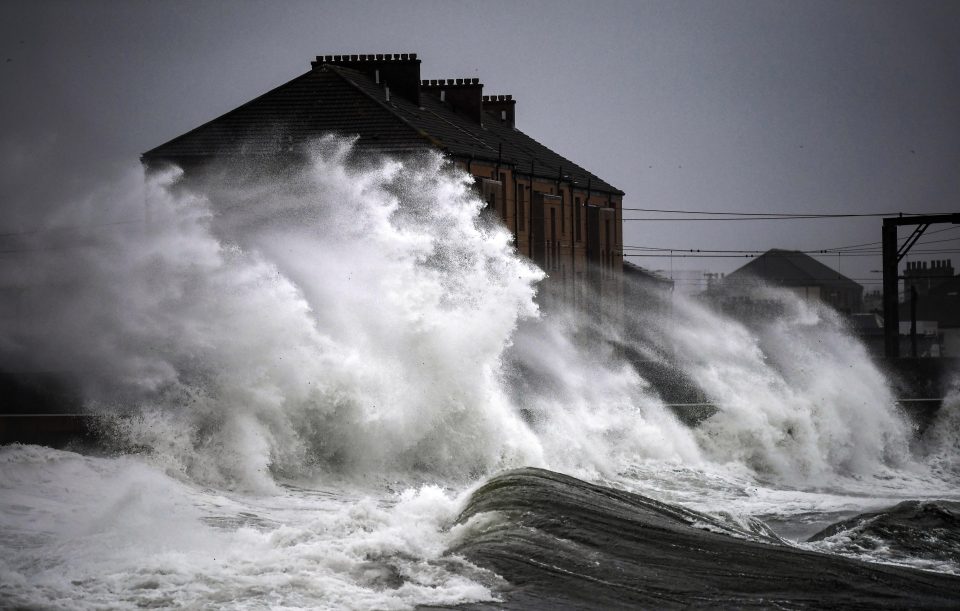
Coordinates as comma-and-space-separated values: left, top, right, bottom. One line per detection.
725, 249, 863, 292
143, 63, 621, 194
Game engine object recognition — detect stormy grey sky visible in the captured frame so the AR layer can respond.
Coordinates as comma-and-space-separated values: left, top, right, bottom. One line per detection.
2, 0, 959, 292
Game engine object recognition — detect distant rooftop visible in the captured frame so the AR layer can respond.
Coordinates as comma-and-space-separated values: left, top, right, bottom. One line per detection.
725, 249, 862, 291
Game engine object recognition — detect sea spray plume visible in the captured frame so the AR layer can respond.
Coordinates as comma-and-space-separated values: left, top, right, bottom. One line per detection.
503, 301, 704, 477
130, 139, 552, 485
922, 375, 960, 478
1, 138, 547, 488
627, 283, 913, 485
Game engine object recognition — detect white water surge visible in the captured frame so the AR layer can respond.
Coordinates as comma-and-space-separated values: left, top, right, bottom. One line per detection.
1, 139, 958, 607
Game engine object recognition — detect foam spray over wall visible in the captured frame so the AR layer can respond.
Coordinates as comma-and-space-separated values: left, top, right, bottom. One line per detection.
0, 137, 925, 491
625, 287, 915, 487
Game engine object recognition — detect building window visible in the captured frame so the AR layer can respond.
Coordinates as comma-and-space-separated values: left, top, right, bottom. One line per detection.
560, 189, 566, 235
499, 172, 507, 218
574, 197, 581, 242
550, 207, 558, 271
604, 219, 612, 276
517, 182, 525, 231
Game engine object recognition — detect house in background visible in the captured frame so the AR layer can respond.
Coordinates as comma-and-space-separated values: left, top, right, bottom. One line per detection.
904, 259, 954, 298
142, 53, 624, 311
900, 259, 960, 357
717, 249, 863, 315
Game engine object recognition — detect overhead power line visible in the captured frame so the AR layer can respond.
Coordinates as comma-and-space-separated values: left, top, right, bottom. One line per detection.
623, 215, 945, 221
621, 228, 960, 256
623, 248, 960, 259
824, 225, 960, 252
622, 239, 960, 255
621, 207, 943, 218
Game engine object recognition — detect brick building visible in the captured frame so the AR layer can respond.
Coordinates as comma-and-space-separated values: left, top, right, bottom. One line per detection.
142, 53, 624, 311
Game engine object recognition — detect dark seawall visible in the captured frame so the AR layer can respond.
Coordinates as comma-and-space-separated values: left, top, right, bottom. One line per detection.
431, 468, 960, 609
0, 371, 92, 446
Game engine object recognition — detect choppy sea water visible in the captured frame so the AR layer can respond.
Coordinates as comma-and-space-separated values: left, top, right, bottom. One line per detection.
2, 140, 959, 608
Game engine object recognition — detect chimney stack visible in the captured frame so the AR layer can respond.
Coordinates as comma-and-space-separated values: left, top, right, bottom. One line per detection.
312, 53, 421, 105
420, 78, 483, 123
482, 94, 516, 128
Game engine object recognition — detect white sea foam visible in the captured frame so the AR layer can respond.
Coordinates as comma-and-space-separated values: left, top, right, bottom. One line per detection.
921, 376, 960, 478
624, 288, 915, 486
0, 445, 498, 610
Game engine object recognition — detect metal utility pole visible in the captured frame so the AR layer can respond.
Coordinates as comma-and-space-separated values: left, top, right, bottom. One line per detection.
882, 213, 960, 359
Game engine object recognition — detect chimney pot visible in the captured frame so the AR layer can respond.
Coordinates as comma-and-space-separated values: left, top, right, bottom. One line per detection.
323, 52, 421, 103
424, 75, 483, 122
482, 92, 516, 128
